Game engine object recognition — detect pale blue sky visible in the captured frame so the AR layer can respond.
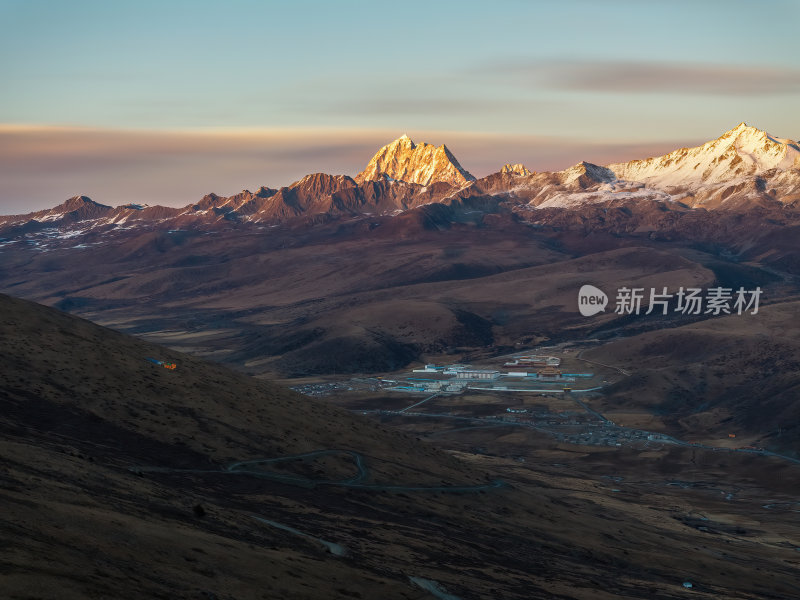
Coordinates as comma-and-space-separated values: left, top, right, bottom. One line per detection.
1, 0, 799, 210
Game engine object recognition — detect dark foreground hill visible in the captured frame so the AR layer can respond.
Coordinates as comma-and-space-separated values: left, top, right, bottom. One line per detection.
2, 294, 800, 599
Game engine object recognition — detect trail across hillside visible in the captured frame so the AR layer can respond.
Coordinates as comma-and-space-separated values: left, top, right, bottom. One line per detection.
133, 449, 507, 493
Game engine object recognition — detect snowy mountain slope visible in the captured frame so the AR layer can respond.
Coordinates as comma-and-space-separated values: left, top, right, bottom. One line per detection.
490, 124, 800, 210
609, 122, 800, 187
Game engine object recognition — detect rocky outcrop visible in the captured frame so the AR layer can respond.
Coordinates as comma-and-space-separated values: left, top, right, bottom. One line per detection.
355, 134, 475, 187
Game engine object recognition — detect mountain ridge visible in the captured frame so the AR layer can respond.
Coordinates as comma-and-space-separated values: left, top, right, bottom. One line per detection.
1, 124, 799, 235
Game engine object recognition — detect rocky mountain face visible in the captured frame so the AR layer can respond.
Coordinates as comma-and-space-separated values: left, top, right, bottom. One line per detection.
500, 163, 532, 176
12, 195, 113, 225
354, 134, 476, 186
1, 125, 799, 241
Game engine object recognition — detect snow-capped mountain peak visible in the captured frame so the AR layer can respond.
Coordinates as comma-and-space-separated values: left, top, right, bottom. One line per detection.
609, 123, 800, 188
500, 163, 533, 176
560, 161, 616, 186
355, 135, 475, 187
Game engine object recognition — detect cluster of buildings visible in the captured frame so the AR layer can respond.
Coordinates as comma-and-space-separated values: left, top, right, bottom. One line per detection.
413, 364, 501, 379
503, 355, 561, 368
413, 360, 571, 382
